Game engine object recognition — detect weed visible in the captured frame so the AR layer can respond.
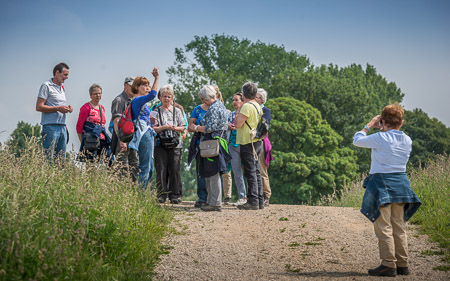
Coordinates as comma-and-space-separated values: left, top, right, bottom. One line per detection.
288, 242, 300, 247
285, 264, 302, 273
279, 217, 289, 221
305, 242, 321, 246
0, 139, 173, 280
279, 227, 286, 233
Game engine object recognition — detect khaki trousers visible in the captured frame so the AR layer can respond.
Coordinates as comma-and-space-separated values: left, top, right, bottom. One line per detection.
222, 171, 232, 199
259, 147, 271, 198
373, 203, 408, 268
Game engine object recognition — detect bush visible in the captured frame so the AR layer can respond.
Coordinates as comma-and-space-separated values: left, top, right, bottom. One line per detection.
0, 138, 173, 280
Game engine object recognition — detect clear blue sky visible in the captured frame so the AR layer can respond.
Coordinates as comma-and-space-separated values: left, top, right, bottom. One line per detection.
1, 0, 449, 150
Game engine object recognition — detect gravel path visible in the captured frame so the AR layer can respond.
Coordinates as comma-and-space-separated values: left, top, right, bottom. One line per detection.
154, 202, 448, 280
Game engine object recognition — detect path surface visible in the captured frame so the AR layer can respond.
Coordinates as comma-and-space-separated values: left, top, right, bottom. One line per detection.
154, 203, 448, 280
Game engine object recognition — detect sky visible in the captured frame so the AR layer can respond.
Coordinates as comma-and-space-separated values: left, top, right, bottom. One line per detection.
0, 0, 449, 151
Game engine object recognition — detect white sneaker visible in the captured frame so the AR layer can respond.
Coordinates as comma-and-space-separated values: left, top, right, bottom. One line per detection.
234, 198, 247, 206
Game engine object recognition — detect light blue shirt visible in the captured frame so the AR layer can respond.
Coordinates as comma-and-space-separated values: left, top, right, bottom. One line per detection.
37, 79, 67, 125
353, 130, 412, 174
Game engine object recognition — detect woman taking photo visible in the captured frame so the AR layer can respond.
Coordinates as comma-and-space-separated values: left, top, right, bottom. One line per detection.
76, 83, 111, 161
127, 68, 159, 190
353, 104, 421, 277
152, 85, 186, 204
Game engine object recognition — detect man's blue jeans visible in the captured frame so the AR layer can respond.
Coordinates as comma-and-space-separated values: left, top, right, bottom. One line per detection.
42, 124, 67, 159
137, 130, 154, 190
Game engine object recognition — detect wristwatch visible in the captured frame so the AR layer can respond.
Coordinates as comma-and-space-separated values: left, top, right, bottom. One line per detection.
194, 125, 198, 132
364, 125, 370, 131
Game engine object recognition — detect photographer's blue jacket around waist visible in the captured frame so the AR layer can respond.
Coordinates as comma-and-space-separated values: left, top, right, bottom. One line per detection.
361, 173, 421, 223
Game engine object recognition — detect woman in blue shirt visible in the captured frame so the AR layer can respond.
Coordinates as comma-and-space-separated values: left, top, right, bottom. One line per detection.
128, 68, 159, 190
353, 104, 421, 277
188, 98, 209, 208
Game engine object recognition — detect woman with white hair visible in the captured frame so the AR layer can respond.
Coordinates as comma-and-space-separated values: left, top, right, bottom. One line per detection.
255, 88, 273, 207
188, 85, 230, 211
152, 85, 186, 203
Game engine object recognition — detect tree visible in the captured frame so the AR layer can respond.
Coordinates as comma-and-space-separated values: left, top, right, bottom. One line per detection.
6, 121, 42, 156
265, 97, 358, 204
402, 108, 450, 167
167, 34, 310, 114
167, 34, 405, 172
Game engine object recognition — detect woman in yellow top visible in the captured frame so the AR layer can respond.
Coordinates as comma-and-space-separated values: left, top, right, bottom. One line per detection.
233, 82, 264, 210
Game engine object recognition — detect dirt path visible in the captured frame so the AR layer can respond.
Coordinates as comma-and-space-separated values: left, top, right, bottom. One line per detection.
154, 203, 448, 280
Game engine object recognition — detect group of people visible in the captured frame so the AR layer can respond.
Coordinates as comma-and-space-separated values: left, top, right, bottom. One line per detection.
36, 63, 274, 209
37, 62, 422, 276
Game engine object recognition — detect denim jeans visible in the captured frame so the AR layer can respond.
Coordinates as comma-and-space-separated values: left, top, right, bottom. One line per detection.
230, 145, 246, 199
137, 130, 154, 190
240, 141, 263, 206
42, 124, 67, 159
196, 153, 207, 202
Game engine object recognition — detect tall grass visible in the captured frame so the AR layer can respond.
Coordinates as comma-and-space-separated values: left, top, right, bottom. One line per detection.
0, 139, 173, 280
320, 155, 450, 264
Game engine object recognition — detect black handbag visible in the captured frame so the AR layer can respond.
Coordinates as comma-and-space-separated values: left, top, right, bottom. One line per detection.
157, 107, 179, 149
84, 105, 103, 151
245, 102, 269, 139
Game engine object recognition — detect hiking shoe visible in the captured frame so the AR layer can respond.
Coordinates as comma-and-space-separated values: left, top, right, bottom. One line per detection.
170, 198, 181, 204
201, 204, 222, 212
397, 267, 409, 275
259, 204, 265, 210
194, 200, 205, 208
368, 265, 396, 277
158, 197, 166, 204
234, 198, 247, 206
237, 203, 259, 210
223, 197, 232, 205
264, 197, 270, 207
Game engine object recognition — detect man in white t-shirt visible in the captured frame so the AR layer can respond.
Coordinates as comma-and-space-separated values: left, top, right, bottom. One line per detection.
36, 62, 73, 159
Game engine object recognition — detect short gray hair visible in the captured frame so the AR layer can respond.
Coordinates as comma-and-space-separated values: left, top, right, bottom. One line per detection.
198, 85, 217, 101
89, 84, 102, 95
159, 84, 174, 99
257, 88, 268, 104
242, 82, 257, 99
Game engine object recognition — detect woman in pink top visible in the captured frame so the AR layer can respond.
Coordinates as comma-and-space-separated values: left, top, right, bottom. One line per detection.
76, 84, 111, 160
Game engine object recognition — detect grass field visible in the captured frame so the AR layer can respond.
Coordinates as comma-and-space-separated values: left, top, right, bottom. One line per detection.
0, 139, 173, 280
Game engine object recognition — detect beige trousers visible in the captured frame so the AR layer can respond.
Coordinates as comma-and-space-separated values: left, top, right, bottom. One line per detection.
222, 171, 232, 199
259, 147, 271, 198
373, 203, 408, 268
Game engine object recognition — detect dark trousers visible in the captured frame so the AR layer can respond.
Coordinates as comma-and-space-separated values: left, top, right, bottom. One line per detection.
154, 146, 182, 200
240, 141, 263, 206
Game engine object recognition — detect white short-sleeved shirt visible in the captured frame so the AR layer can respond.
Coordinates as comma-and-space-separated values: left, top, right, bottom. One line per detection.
37, 79, 67, 125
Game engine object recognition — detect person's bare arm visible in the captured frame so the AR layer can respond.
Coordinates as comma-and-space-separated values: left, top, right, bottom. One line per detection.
36, 98, 70, 113
234, 113, 248, 128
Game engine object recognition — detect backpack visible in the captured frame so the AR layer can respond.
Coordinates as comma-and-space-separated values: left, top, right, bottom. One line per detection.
245, 102, 269, 139
117, 102, 145, 143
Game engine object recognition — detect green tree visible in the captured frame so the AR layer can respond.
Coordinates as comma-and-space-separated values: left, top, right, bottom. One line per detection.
266, 97, 358, 204
402, 108, 450, 167
6, 121, 41, 156
167, 34, 405, 172
167, 34, 310, 114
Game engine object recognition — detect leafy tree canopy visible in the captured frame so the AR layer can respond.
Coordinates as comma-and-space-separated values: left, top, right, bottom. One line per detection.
168, 34, 406, 172
6, 121, 41, 156
266, 97, 358, 204
402, 108, 450, 167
